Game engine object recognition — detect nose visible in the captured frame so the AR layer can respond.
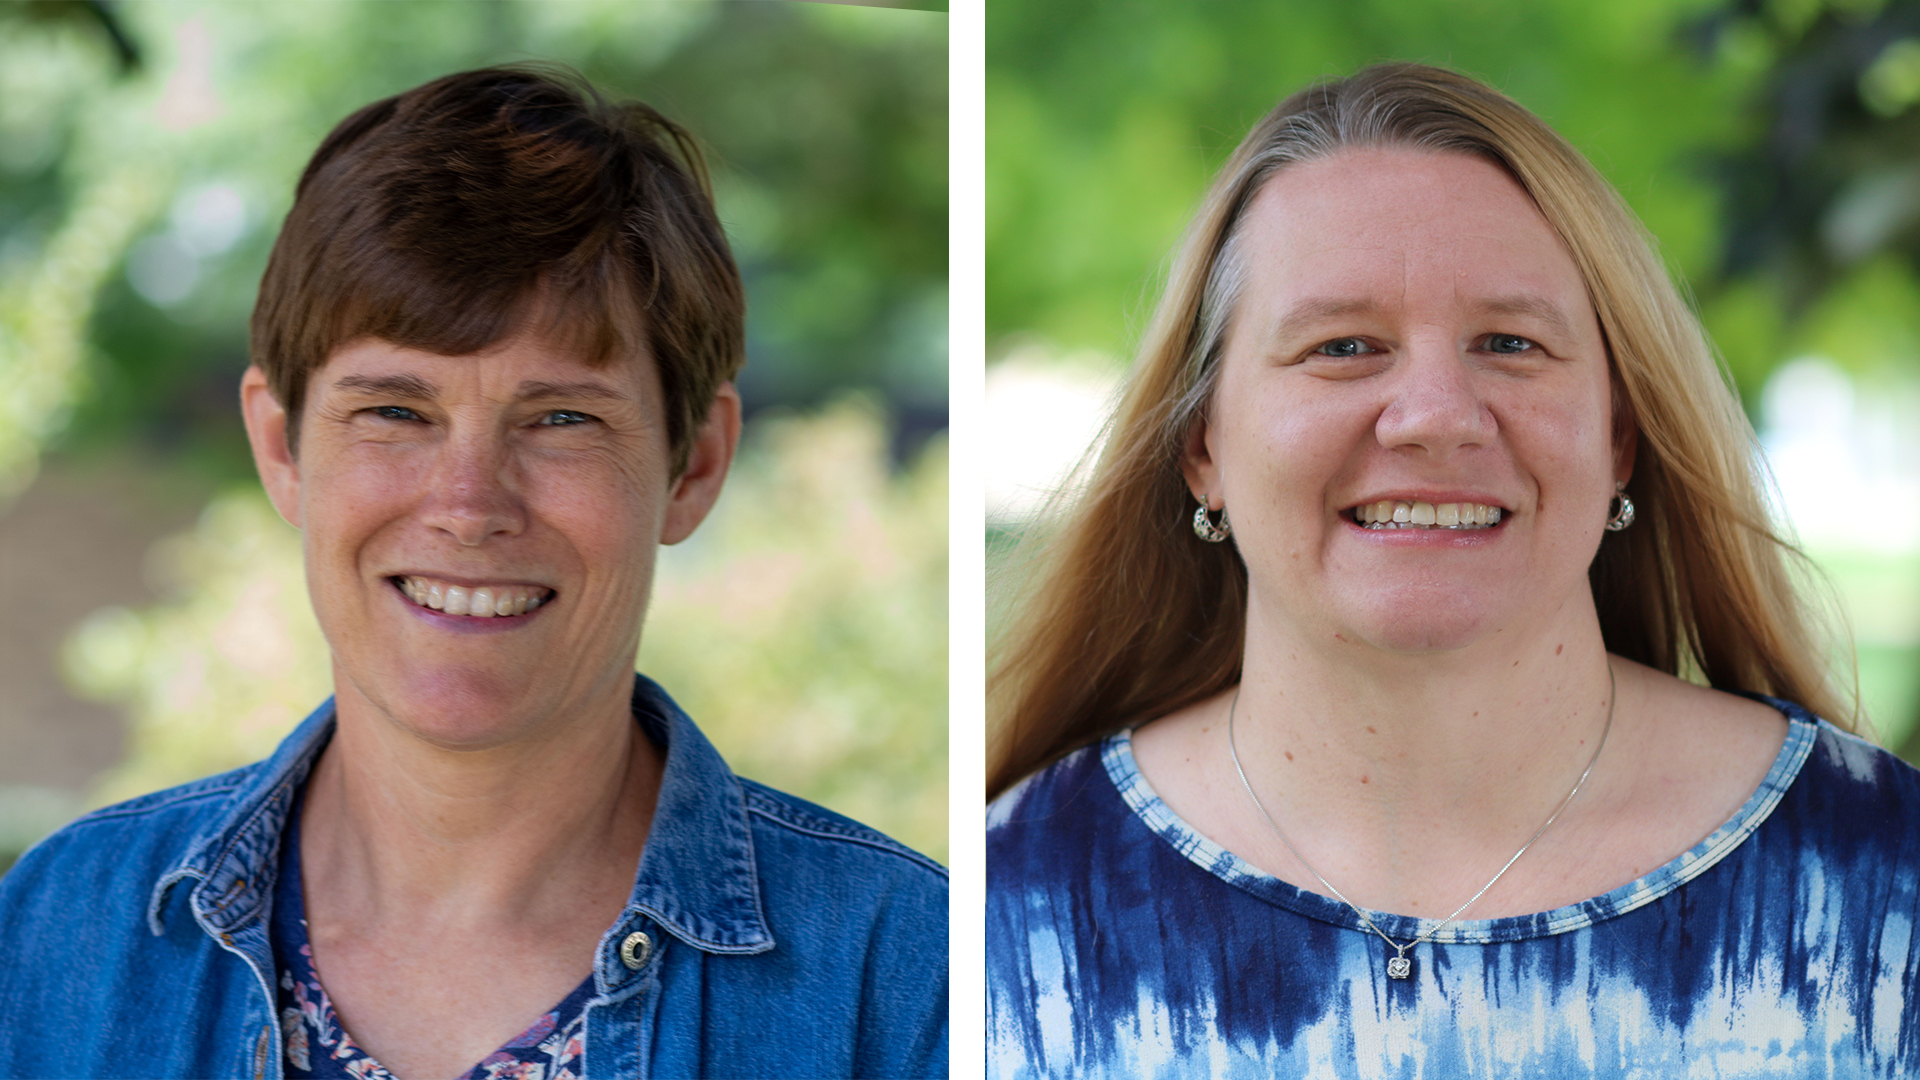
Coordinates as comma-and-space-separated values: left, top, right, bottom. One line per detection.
419, 428, 526, 545
1373, 341, 1495, 459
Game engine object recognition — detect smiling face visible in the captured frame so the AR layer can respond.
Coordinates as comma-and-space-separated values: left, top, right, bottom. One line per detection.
241, 332, 738, 749
1185, 148, 1633, 656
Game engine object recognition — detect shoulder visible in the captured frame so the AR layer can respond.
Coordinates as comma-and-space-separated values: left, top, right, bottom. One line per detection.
736, 778, 946, 943
0, 764, 272, 1072
1784, 707, 1920, 822
987, 739, 1118, 844
1729, 699, 1920, 911
739, 778, 946, 882
1733, 706, 1920, 1020
729, 780, 948, 1076
0, 763, 261, 908
0, 764, 265, 955
987, 740, 1137, 913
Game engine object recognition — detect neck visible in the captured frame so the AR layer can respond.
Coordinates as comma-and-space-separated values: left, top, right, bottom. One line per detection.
300, 670, 662, 930
1218, 589, 1619, 915
1237, 588, 1612, 811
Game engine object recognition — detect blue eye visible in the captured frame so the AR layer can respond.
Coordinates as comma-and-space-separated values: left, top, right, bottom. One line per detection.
1314, 338, 1374, 358
373, 405, 422, 421
539, 410, 593, 426
1485, 334, 1535, 354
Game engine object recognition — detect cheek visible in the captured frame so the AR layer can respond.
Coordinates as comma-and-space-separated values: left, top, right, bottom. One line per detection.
1498, 395, 1614, 500
526, 454, 666, 558
300, 454, 424, 574
1215, 387, 1370, 502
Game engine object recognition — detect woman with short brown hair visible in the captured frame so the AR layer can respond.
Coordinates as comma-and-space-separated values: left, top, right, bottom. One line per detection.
0, 67, 947, 1080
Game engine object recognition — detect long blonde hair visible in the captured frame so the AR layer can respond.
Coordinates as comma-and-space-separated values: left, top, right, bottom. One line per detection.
987, 62, 1852, 800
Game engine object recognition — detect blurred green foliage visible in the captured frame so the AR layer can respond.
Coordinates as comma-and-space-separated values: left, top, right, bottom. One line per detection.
62, 403, 948, 862
1705, 0, 1920, 306
63, 489, 331, 803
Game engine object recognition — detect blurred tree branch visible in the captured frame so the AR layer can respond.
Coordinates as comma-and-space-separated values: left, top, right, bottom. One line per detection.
10, 1, 142, 73
1696, 0, 1920, 311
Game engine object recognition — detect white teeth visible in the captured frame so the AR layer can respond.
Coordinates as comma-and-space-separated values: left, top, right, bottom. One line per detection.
1354, 500, 1505, 530
398, 577, 552, 617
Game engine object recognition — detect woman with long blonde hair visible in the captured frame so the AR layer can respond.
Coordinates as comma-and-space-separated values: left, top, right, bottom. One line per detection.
986, 63, 1920, 1076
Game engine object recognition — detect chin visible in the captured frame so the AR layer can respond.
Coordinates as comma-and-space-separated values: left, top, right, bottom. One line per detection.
1365, 620, 1492, 654
347, 661, 556, 749
1348, 593, 1500, 654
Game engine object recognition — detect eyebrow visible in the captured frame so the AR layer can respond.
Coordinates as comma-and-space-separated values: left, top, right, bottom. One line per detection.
1269, 294, 1579, 342
330, 373, 438, 399
1467, 295, 1578, 339
512, 379, 631, 403
327, 374, 630, 403
1270, 297, 1381, 343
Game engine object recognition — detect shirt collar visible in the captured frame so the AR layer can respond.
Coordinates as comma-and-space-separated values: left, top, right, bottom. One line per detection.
149, 674, 774, 957
620, 674, 775, 955
147, 696, 331, 937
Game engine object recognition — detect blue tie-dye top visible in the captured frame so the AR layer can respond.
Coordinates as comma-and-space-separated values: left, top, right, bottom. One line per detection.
986, 699, 1920, 1078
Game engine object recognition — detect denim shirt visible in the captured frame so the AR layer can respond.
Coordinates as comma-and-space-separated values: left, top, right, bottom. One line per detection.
0, 674, 948, 1079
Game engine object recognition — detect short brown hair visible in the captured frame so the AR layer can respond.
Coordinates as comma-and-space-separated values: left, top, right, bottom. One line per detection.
250, 65, 744, 473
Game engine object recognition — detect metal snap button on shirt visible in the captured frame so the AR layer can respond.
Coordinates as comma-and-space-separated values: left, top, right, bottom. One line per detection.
620, 931, 653, 970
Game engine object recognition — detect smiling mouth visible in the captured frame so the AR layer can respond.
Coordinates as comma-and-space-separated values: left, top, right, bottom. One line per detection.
1349, 500, 1505, 531
392, 575, 554, 618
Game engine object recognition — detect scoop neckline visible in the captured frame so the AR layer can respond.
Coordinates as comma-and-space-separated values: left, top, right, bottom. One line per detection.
1102, 700, 1819, 945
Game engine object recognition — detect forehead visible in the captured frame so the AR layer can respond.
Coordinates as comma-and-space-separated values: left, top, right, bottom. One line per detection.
314, 331, 657, 401
1236, 148, 1590, 321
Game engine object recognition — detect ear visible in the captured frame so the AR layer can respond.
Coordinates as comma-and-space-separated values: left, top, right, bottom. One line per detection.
661, 382, 743, 545
1178, 415, 1222, 508
240, 365, 303, 528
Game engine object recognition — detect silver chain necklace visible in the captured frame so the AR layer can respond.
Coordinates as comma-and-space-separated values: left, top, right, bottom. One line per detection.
1226, 665, 1615, 981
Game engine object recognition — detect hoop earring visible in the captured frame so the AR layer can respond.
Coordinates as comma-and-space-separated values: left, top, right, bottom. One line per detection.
1606, 483, 1635, 532
1192, 495, 1231, 542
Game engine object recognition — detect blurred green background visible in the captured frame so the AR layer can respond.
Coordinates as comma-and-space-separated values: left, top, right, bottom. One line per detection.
0, 0, 947, 872
986, 0, 1920, 762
